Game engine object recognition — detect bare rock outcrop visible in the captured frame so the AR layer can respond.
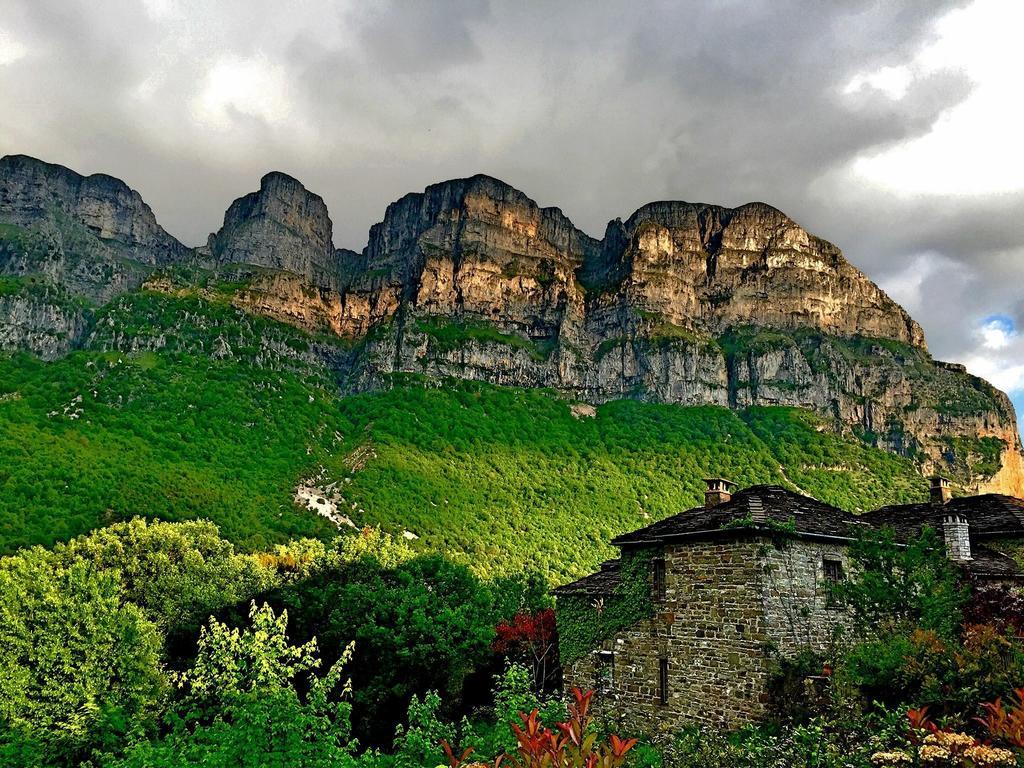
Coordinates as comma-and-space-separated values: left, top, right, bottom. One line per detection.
203, 172, 339, 287
1, 156, 1020, 493
0, 292, 89, 359
0, 154, 187, 265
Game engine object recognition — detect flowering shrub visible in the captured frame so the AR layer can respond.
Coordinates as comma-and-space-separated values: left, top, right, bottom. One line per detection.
442, 688, 636, 768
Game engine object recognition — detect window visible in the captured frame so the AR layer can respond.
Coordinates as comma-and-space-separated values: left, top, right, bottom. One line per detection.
823, 558, 844, 583
653, 558, 666, 602
596, 649, 614, 694
658, 658, 669, 704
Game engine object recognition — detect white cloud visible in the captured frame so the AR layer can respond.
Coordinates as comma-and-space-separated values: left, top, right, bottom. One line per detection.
980, 316, 1015, 351
843, 65, 913, 100
190, 54, 293, 130
846, 0, 1024, 196
0, 28, 28, 66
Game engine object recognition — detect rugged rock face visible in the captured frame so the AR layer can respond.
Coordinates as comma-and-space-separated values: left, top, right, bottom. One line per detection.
597, 201, 926, 348
203, 172, 339, 287
0, 155, 188, 305
1, 157, 1021, 494
0, 155, 187, 265
0, 292, 89, 360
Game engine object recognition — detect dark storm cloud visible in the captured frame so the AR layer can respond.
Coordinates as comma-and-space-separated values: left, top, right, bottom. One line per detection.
1, 0, 1022, 398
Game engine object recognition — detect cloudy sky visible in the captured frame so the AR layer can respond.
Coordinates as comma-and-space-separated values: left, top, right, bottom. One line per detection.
2, 0, 1023, 414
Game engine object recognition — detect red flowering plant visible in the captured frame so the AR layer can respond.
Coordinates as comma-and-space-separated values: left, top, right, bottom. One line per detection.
442, 688, 636, 768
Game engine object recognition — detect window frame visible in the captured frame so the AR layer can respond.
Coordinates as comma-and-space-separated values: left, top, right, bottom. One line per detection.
652, 557, 667, 602
595, 649, 615, 694
822, 557, 844, 584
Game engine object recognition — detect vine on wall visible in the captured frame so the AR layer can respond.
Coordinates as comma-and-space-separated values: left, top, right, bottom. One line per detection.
556, 548, 656, 663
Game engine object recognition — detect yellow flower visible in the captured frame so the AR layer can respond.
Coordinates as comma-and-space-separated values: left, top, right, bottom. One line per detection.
871, 750, 913, 766
964, 744, 1017, 766
919, 744, 952, 764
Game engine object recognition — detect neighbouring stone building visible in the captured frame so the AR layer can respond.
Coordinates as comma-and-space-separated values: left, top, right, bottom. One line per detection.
554, 477, 1024, 733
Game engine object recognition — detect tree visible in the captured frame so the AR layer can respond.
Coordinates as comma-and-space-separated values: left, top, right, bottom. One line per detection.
493, 609, 559, 693
831, 526, 967, 638
0, 547, 165, 765
55, 518, 279, 640
105, 602, 356, 768
264, 552, 512, 745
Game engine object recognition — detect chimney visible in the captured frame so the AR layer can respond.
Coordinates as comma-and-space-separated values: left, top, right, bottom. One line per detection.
942, 513, 972, 561
930, 475, 952, 505
704, 478, 737, 509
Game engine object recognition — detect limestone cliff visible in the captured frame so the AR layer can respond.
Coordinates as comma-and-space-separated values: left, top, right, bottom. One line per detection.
0, 155, 188, 303
203, 172, 340, 287
0, 290, 89, 360
1, 157, 1020, 494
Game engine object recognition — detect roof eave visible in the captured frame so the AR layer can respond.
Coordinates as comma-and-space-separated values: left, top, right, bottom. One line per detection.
615, 527, 857, 547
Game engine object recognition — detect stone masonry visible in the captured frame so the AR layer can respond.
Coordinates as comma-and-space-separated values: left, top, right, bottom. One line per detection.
562, 534, 850, 733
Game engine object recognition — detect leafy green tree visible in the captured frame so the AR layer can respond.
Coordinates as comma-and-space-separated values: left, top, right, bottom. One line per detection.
261, 551, 519, 745
105, 602, 356, 768
0, 547, 165, 765
832, 526, 967, 638
55, 518, 279, 637
390, 691, 454, 768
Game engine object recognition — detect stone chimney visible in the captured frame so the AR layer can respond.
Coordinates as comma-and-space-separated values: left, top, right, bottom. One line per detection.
929, 475, 952, 506
704, 478, 736, 509
942, 513, 972, 561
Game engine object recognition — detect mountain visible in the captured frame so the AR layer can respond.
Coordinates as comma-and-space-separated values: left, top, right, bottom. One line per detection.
0, 154, 1021, 574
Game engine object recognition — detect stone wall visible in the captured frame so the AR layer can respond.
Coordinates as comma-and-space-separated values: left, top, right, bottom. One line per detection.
562, 534, 852, 734
759, 538, 851, 656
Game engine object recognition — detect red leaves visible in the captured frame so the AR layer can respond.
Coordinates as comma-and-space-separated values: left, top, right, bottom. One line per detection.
494, 610, 557, 655
443, 688, 636, 768
976, 688, 1024, 747
907, 705, 937, 735
607, 734, 638, 760
443, 741, 476, 768
494, 609, 559, 693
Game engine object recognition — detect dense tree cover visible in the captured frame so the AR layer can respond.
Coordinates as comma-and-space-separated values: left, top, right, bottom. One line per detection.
0, 340, 928, 580
829, 528, 1024, 721
0, 520, 544, 766
0, 287, 935, 581
0, 547, 165, 764
53, 518, 278, 637
102, 603, 358, 768
325, 380, 927, 580
0, 349, 340, 551
231, 549, 549, 745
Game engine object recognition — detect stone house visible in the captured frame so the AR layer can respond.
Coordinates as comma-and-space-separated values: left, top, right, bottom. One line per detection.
553, 477, 1024, 732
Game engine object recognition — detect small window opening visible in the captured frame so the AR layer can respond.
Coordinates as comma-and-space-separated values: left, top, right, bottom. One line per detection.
653, 558, 666, 602
658, 658, 669, 705
596, 649, 614, 694
823, 558, 844, 583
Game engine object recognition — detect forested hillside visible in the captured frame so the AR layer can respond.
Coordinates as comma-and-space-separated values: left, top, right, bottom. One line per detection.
0, 290, 931, 581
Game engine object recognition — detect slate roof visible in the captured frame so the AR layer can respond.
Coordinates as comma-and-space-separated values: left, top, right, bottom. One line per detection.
610, 485, 861, 546
962, 546, 1023, 580
552, 559, 621, 597
858, 494, 1024, 541
554, 486, 1024, 596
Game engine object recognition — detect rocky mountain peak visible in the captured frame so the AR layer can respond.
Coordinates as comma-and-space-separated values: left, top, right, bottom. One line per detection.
608, 197, 926, 350
0, 154, 186, 265
205, 171, 336, 285
0, 157, 1018, 494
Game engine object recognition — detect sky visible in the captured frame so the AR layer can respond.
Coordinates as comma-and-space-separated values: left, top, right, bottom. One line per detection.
2, 0, 1023, 416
